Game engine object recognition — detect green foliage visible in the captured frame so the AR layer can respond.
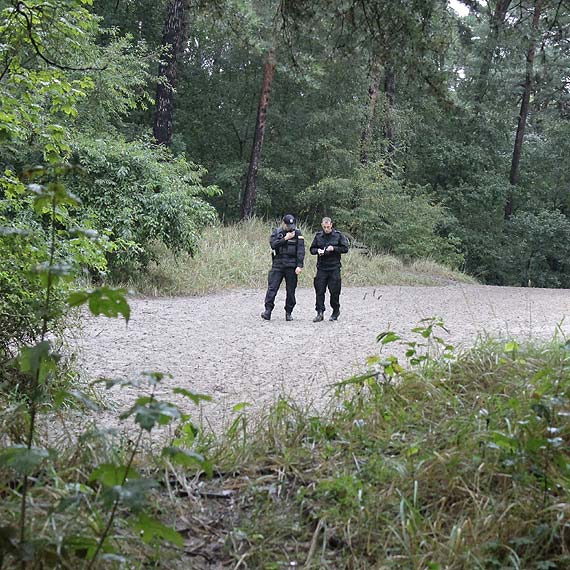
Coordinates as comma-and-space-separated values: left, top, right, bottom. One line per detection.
67, 135, 220, 277
68, 286, 131, 321
75, 29, 157, 131
0, 167, 109, 372
0, 0, 98, 160
442, 174, 570, 285
301, 164, 464, 267
506, 210, 570, 288
0, 175, 213, 568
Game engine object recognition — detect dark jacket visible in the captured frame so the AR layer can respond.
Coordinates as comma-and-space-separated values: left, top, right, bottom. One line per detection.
270, 227, 305, 268
310, 229, 349, 270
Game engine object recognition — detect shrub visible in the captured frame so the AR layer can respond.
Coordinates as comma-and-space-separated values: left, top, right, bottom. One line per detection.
67, 135, 220, 278
505, 210, 570, 287
0, 167, 108, 383
299, 163, 463, 267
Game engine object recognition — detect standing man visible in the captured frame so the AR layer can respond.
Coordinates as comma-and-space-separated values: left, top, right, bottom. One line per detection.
310, 217, 349, 322
261, 214, 305, 321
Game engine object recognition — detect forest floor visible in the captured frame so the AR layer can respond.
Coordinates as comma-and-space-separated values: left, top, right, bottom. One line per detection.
66, 282, 570, 440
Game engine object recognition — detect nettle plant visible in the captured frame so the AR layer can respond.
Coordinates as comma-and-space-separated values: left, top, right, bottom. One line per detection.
0, 169, 212, 568
336, 316, 455, 398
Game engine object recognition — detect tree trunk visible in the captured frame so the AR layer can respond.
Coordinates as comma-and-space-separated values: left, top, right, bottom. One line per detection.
383, 66, 396, 156
359, 58, 382, 165
240, 48, 276, 220
153, 0, 189, 147
474, 0, 511, 111
505, 0, 543, 219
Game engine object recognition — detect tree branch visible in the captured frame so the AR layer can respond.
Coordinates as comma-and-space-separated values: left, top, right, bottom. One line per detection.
15, 1, 107, 72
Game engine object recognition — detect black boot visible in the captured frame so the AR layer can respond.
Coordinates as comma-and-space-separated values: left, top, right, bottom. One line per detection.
329, 310, 340, 321
285, 313, 293, 321
261, 310, 271, 320
313, 312, 324, 322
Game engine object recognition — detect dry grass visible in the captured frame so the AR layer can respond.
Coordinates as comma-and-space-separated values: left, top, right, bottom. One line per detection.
122, 218, 475, 296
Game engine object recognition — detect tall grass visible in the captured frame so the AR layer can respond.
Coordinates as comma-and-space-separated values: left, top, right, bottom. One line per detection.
176, 332, 570, 569
122, 218, 475, 296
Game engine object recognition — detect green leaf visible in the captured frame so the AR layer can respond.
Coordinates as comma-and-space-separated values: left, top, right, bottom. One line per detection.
54, 389, 100, 411
18, 341, 60, 385
172, 422, 198, 447
172, 387, 212, 404
89, 463, 140, 487
142, 371, 169, 385
18, 341, 52, 376
131, 514, 184, 547
84, 287, 130, 321
0, 446, 50, 474
62, 535, 100, 560
377, 331, 401, 344
487, 431, 518, 452
162, 446, 213, 477
110, 479, 157, 508
67, 291, 90, 307
120, 400, 181, 431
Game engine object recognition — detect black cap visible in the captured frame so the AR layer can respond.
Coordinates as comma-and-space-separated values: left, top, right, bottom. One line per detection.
282, 214, 296, 226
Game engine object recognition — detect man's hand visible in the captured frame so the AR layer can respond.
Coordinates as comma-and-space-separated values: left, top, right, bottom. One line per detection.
284, 231, 296, 240
326, 245, 334, 252
317, 248, 325, 255
295, 267, 302, 275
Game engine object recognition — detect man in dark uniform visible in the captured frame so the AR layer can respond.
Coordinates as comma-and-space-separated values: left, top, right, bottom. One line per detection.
310, 217, 349, 322
261, 214, 305, 321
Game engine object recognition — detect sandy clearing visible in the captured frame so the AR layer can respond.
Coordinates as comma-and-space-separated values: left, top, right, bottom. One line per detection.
66, 283, 570, 437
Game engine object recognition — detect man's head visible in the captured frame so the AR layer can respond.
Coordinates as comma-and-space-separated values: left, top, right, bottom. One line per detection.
321, 217, 333, 234
282, 214, 296, 231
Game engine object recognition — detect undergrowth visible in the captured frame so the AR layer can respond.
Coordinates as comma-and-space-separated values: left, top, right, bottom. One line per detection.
178, 323, 570, 569
3, 281, 570, 568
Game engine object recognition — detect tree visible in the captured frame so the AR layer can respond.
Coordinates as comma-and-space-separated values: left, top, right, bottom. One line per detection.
153, 0, 189, 146
504, 0, 543, 219
472, 0, 512, 111
241, 46, 277, 218
359, 57, 382, 165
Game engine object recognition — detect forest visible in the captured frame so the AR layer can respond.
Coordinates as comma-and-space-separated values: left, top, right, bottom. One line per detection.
2, 0, 570, 568
3, 0, 570, 288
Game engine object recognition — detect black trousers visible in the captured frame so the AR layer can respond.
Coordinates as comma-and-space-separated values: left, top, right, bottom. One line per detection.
314, 268, 341, 313
264, 266, 298, 314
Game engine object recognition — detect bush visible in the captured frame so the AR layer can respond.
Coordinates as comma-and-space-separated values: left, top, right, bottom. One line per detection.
0, 167, 108, 382
67, 136, 220, 278
506, 210, 570, 287
440, 174, 570, 286
299, 164, 464, 267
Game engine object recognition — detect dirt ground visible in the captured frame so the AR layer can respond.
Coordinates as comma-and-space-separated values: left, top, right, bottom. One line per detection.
73, 283, 570, 436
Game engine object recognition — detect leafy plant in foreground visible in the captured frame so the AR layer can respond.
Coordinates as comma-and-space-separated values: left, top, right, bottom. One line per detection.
0, 172, 213, 568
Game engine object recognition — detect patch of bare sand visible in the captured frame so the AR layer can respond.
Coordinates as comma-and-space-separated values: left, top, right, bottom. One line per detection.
67, 283, 570, 438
